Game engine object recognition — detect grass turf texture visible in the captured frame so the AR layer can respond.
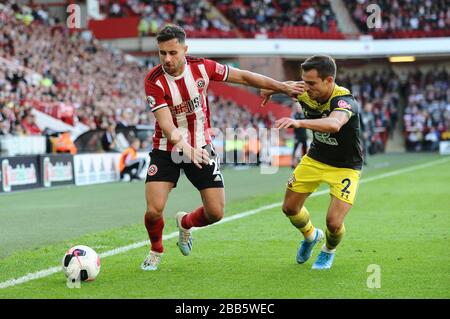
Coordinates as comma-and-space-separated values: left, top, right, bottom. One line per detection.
0, 153, 448, 298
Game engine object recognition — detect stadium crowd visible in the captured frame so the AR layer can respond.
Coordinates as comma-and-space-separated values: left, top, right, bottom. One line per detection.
337, 69, 401, 154
0, 1, 152, 138
212, 0, 336, 35
104, 0, 338, 37
347, 0, 449, 37
403, 68, 449, 151
1, 1, 448, 155
338, 67, 449, 153
209, 95, 273, 133
100, 0, 449, 39
0, 2, 270, 141
102, 0, 232, 36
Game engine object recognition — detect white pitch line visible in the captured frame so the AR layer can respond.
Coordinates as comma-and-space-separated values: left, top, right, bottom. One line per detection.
0, 157, 448, 289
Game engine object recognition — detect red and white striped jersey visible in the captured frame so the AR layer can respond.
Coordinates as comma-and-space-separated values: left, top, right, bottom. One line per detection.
144, 56, 229, 151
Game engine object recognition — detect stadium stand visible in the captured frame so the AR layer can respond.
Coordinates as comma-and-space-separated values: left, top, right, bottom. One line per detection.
337, 69, 402, 154
346, 0, 450, 38
1, 1, 448, 157
0, 2, 152, 137
209, 94, 274, 133
212, 0, 343, 39
97, 0, 238, 38
403, 68, 449, 151
87, 0, 449, 40
97, 0, 343, 39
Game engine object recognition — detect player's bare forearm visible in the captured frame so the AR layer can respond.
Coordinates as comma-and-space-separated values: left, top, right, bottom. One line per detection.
227, 67, 301, 97
241, 71, 286, 92
275, 111, 349, 133
297, 118, 343, 133
260, 81, 306, 107
153, 107, 189, 150
153, 107, 209, 167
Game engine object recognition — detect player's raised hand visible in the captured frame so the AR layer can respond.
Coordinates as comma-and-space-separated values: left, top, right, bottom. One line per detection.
275, 117, 301, 129
283, 81, 306, 98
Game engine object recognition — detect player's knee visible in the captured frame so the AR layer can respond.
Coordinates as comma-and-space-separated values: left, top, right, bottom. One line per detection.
326, 218, 342, 233
282, 204, 298, 216
205, 206, 224, 223
145, 206, 163, 221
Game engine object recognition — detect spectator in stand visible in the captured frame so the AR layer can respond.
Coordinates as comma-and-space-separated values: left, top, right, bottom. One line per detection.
101, 122, 117, 152
116, 108, 134, 129
119, 138, 145, 182
54, 131, 77, 155
21, 111, 41, 135
360, 102, 376, 162
424, 126, 440, 151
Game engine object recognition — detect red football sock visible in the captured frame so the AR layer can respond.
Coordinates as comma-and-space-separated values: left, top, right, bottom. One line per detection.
144, 215, 164, 253
181, 207, 210, 229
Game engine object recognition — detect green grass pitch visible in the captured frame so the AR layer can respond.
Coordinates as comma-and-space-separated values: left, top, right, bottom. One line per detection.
0, 153, 449, 298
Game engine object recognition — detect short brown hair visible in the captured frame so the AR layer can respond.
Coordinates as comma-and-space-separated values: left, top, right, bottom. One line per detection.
301, 55, 336, 80
156, 25, 186, 44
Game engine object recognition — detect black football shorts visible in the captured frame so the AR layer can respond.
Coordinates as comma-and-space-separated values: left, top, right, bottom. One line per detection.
145, 144, 224, 190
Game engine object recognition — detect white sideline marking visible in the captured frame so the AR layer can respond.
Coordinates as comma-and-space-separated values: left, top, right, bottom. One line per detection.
0, 157, 448, 289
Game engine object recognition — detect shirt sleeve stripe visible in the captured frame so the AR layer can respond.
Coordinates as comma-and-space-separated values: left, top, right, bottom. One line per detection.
151, 104, 168, 113
223, 65, 229, 82
333, 108, 353, 117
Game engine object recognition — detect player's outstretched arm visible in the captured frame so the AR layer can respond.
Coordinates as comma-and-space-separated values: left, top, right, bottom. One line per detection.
226, 67, 303, 100
153, 107, 210, 168
275, 110, 350, 133
260, 81, 306, 106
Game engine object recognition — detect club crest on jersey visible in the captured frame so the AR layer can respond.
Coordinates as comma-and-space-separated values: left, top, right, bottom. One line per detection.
196, 78, 205, 89
337, 99, 352, 110
147, 164, 158, 176
147, 96, 156, 108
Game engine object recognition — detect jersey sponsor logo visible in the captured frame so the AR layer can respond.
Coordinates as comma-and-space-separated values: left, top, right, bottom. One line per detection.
314, 132, 339, 146
196, 78, 205, 89
171, 95, 201, 115
147, 96, 156, 108
147, 164, 158, 176
337, 99, 352, 110
215, 63, 225, 75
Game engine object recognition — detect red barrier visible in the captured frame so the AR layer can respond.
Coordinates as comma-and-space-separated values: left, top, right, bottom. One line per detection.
27, 100, 75, 126
87, 17, 139, 39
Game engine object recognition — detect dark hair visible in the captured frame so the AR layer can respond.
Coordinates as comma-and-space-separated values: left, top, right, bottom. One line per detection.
156, 25, 186, 44
301, 55, 336, 80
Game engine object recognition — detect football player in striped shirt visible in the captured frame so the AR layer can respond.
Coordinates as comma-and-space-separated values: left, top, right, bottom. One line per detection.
141, 24, 303, 270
